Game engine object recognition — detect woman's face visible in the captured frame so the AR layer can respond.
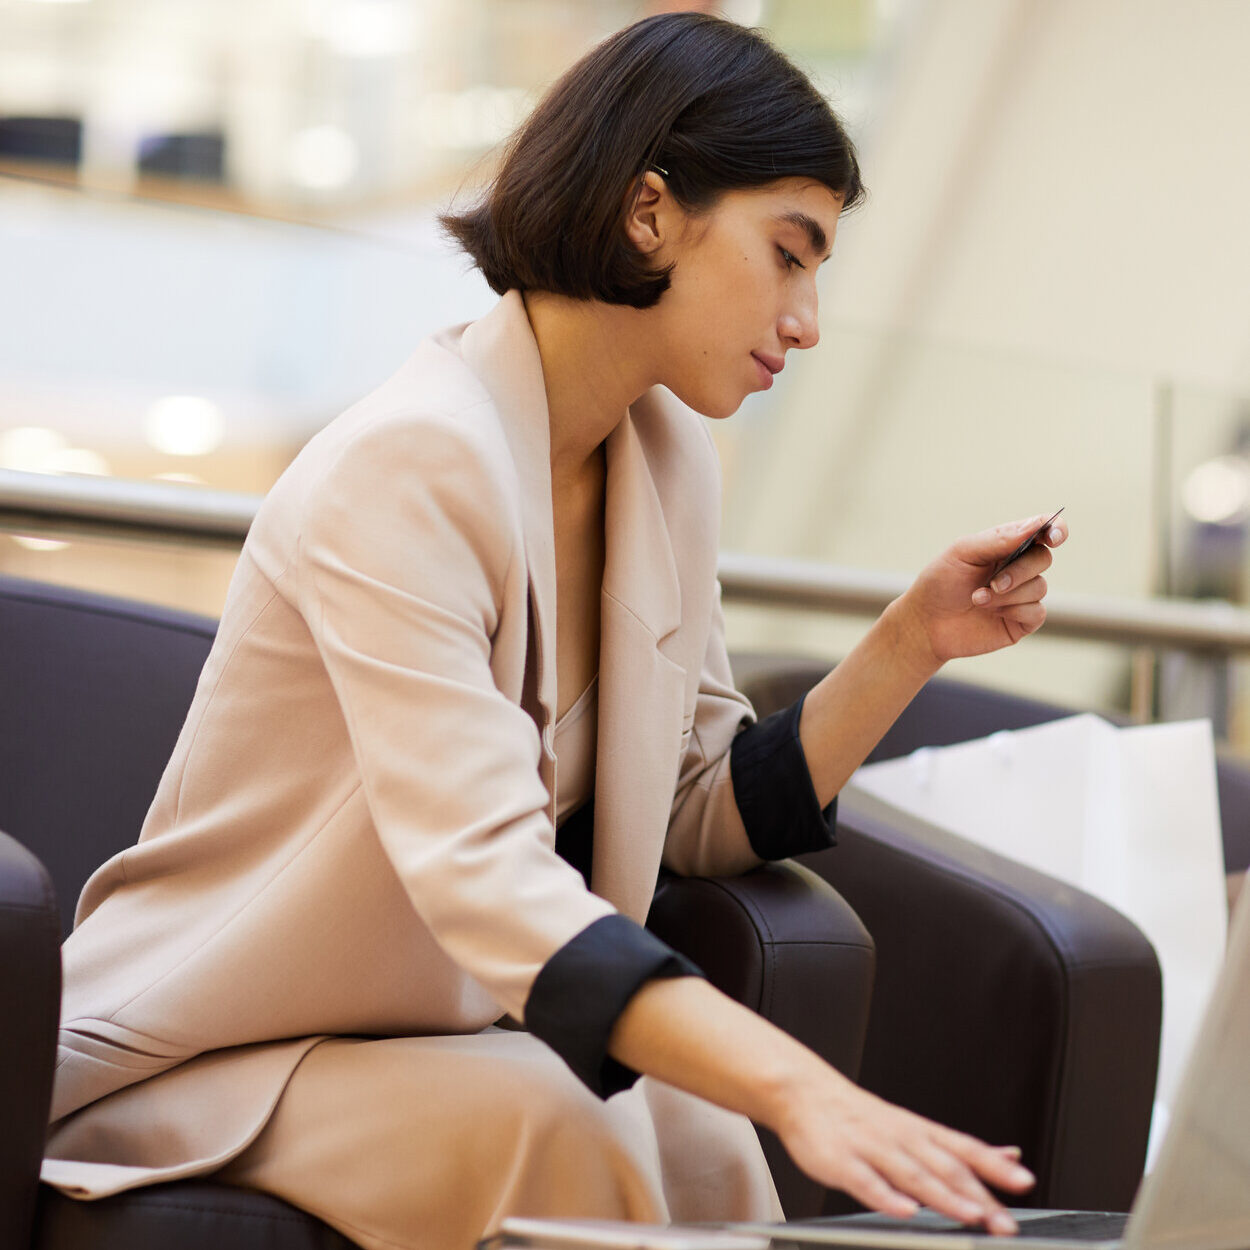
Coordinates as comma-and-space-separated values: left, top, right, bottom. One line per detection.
639, 176, 843, 419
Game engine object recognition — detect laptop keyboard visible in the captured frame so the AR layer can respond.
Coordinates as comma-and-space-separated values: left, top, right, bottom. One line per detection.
1000, 1212, 1128, 1240
807, 1210, 1130, 1241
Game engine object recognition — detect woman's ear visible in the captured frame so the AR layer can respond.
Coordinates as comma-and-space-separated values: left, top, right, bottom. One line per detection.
622, 170, 668, 257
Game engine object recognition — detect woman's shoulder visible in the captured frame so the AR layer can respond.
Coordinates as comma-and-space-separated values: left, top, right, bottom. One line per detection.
311, 329, 507, 463
289, 327, 519, 487
248, 328, 523, 575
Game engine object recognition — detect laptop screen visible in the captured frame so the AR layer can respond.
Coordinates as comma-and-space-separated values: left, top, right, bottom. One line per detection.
1124, 891, 1250, 1249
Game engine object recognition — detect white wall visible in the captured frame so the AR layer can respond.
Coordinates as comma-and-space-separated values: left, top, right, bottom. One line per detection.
827, 0, 1250, 388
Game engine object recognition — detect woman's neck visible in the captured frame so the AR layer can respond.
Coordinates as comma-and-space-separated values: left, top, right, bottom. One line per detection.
521, 290, 661, 489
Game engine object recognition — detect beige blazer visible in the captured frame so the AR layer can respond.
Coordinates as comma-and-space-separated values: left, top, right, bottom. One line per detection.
42, 290, 763, 1198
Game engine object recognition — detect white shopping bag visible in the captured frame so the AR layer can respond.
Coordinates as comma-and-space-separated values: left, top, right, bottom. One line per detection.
852, 714, 1228, 1165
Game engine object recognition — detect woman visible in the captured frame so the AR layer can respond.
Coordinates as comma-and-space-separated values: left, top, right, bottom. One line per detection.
43, 13, 1063, 1248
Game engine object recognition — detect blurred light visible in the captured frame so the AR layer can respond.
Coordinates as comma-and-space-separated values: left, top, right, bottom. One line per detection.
46, 447, 111, 476
144, 396, 225, 457
287, 125, 359, 190
23, 0, 92, 5
311, 1, 418, 58
154, 471, 205, 484
0, 427, 111, 482
12, 536, 69, 552
0, 426, 69, 472
418, 88, 531, 151
1182, 456, 1250, 525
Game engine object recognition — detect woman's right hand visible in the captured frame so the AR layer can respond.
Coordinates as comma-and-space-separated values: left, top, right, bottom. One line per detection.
772, 1058, 1035, 1235
611, 976, 1035, 1234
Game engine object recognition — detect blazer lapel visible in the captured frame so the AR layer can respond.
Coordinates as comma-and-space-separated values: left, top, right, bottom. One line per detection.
592, 403, 686, 922
460, 293, 559, 814
462, 296, 688, 921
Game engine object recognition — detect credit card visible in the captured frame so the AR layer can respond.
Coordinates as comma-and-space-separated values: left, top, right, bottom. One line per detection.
987, 508, 1064, 586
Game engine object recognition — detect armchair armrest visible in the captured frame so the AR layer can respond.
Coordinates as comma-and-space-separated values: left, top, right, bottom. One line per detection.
0, 829, 62, 1249
647, 861, 875, 1219
801, 785, 1160, 1214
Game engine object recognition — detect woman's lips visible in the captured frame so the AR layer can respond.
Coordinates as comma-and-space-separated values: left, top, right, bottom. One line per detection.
752, 352, 783, 389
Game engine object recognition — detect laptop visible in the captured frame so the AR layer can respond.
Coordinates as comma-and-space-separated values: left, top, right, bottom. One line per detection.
493, 886, 1250, 1250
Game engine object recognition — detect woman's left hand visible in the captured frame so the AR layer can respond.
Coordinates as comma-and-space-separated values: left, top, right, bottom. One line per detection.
896, 514, 1068, 666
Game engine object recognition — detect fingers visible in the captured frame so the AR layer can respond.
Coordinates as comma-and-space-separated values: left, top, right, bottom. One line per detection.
978, 567, 1049, 637
1025, 512, 1067, 548
933, 1128, 1037, 1194
990, 543, 1052, 590
961, 512, 1067, 577
1016, 512, 1068, 549
839, 1130, 1033, 1235
986, 573, 1047, 608
825, 1112, 1035, 1235
1002, 601, 1047, 637
867, 1142, 1011, 1232
780, 1083, 1035, 1235
901, 1130, 1035, 1233
969, 542, 1052, 606
971, 561, 1049, 609
838, 1158, 920, 1222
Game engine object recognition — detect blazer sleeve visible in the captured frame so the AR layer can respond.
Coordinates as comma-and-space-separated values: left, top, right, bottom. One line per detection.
293, 412, 697, 1094
662, 579, 837, 877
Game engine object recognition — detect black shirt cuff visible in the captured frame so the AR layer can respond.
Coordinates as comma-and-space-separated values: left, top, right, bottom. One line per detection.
525, 913, 705, 1098
730, 691, 837, 860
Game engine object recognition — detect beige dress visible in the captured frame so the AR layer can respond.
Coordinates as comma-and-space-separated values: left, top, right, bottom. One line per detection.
214, 675, 781, 1250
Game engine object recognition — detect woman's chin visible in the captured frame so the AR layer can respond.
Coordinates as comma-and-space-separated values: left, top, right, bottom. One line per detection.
670, 384, 743, 421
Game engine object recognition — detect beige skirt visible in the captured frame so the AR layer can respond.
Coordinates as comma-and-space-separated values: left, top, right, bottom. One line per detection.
216, 1028, 781, 1250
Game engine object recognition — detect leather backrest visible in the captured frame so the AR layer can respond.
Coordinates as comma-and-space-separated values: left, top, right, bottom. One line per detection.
0, 575, 216, 937
0, 830, 61, 1249
730, 650, 1250, 873
731, 651, 1071, 759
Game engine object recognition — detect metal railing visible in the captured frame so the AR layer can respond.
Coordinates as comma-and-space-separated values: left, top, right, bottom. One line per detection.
0, 468, 258, 548
1, 466, 1248, 732
5, 468, 1250, 656
716, 553, 1250, 655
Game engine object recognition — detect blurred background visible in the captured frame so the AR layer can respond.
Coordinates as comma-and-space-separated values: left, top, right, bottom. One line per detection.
5, 0, 1250, 740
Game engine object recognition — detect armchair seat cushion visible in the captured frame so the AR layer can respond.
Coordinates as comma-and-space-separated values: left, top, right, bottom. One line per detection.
35, 1181, 359, 1250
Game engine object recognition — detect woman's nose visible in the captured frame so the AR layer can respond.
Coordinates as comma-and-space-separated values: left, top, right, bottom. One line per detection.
779, 298, 820, 350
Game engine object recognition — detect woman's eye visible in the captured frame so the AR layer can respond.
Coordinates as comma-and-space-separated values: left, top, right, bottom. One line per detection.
778, 247, 805, 271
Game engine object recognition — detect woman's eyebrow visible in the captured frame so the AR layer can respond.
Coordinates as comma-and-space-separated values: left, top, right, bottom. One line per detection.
773, 211, 832, 262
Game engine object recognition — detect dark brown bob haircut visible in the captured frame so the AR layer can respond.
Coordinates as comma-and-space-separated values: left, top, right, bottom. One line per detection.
440, 12, 864, 310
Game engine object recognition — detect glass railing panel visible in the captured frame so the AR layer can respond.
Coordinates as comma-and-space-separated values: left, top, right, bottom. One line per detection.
0, 529, 240, 620
1159, 381, 1250, 749
0, 177, 495, 480
0, 174, 493, 609
712, 321, 1164, 721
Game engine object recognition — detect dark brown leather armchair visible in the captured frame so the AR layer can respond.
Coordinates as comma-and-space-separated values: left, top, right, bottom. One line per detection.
0, 575, 875, 1248
732, 654, 1169, 1215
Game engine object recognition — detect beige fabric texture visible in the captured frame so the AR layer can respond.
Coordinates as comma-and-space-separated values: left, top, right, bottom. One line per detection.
43, 292, 777, 1235
218, 1030, 780, 1250
554, 673, 599, 824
